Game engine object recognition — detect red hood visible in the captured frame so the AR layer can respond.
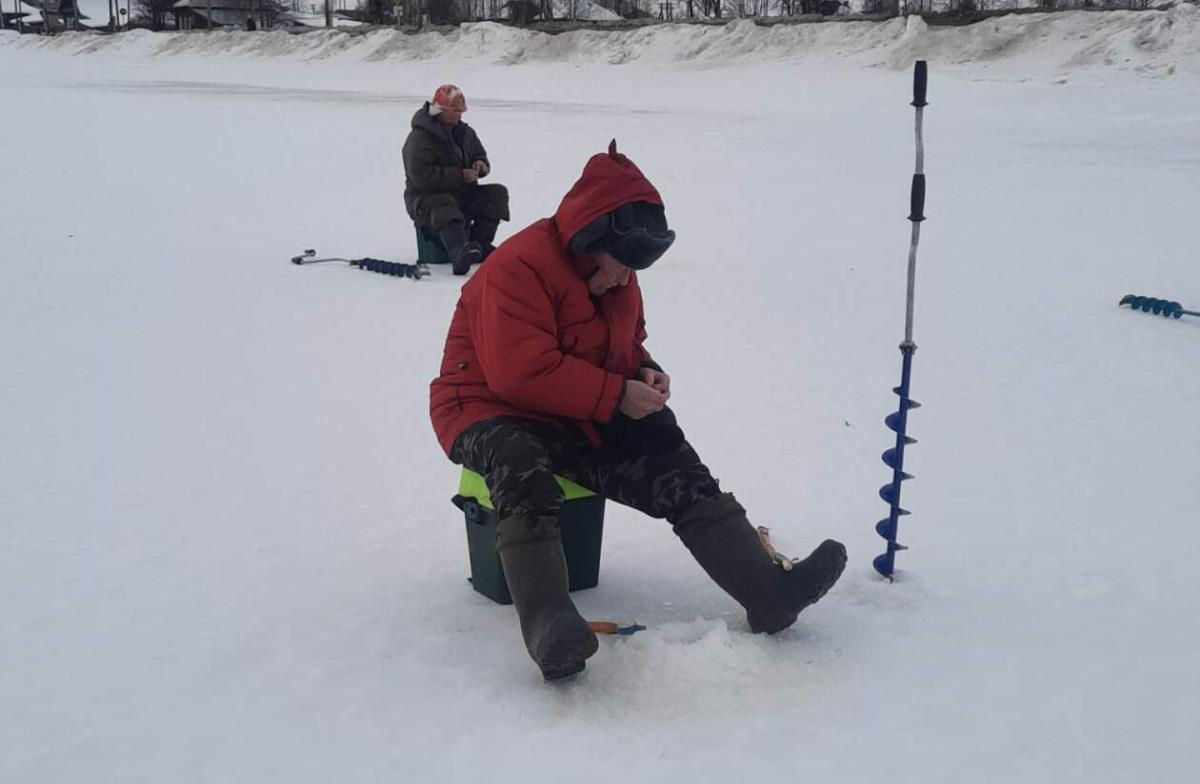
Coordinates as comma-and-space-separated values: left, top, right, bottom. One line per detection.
553, 140, 665, 255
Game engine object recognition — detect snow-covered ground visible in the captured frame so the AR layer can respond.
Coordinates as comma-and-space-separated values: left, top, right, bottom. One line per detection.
2, 12, 1199, 783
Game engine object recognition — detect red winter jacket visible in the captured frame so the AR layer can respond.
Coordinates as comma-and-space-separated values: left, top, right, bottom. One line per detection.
429, 145, 663, 457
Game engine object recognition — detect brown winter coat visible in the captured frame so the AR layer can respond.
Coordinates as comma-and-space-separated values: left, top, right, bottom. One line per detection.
402, 103, 490, 221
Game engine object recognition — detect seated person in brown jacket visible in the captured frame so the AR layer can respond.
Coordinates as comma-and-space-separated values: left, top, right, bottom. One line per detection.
402, 84, 510, 276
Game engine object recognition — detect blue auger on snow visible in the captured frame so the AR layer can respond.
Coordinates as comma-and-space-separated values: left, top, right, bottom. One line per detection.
874, 61, 930, 581
291, 249, 430, 280
1119, 294, 1199, 320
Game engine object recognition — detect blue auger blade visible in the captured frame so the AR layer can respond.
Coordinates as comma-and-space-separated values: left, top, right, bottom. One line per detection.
888, 425, 921, 444
893, 387, 923, 408
1119, 294, 1186, 319
883, 448, 919, 471
878, 484, 912, 506
876, 519, 895, 539
881, 447, 914, 475
877, 521, 911, 550
888, 410, 921, 427
874, 543, 910, 580
880, 470, 913, 489
354, 257, 430, 279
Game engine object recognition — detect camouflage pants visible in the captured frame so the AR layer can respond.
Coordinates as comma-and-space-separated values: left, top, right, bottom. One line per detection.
449, 409, 721, 525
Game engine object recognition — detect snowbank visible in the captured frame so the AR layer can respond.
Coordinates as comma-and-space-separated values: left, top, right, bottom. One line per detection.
2, 6, 1199, 75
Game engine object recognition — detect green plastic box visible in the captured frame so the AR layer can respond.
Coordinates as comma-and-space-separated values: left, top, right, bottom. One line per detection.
452, 469, 605, 605
415, 225, 450, 265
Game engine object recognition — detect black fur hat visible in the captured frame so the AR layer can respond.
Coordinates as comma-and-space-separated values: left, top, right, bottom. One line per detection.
570, 201, 675, 271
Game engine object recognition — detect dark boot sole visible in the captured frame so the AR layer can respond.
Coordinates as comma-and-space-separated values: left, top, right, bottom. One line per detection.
537, 615, 600, 682
750, 541, 848, 635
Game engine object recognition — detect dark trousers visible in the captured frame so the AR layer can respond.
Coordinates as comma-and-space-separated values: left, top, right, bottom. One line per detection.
450, 410, 721, 525
415, 184, 510, 232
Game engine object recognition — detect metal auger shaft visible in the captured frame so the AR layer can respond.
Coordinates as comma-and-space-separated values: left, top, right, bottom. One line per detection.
1119, 294, 1198, 319
874, 61, 929, 581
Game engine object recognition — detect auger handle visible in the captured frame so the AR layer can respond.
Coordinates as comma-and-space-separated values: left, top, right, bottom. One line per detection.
909, 175, 926, 224
912, 61, 928, 108
903, 60, 928, 347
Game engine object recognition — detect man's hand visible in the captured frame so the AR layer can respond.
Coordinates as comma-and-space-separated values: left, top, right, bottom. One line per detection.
462, 168, 479, 185
638, 367, 671, 399
620, 380, 667, 420
472, 160, 490, 177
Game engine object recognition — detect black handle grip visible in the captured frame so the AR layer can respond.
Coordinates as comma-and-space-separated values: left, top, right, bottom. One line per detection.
912, 60, 928, 108
909, 174, 926, 222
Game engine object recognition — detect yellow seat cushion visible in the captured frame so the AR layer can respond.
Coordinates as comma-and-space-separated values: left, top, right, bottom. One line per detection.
458, 468, 596, 511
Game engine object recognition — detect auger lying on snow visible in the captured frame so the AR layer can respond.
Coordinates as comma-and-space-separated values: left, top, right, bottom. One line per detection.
291, 249, 430, 280
1119, 294, 1198, 320
874, 61, 930, 581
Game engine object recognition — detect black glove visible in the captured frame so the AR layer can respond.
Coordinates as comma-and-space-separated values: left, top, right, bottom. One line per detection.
599, 406, 685, 458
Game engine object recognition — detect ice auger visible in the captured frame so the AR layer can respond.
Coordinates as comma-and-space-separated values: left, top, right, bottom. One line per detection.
874, 61, 930, 581
291, 249, 430, 280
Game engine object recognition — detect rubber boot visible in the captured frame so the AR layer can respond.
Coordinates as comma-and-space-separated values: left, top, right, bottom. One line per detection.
438, 220, 483, 276
470, 218, 500, 261
497, 514, 599, 681
673, 493, 847, 634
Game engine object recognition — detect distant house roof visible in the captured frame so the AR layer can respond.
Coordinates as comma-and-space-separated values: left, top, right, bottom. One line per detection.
554, 0, 622, 21
171, 0, 271, 27
591, 0, 654, 19
8, 8, 44, 23
287, 11, 364, 27
168, 0, 363, 27
176, 6, 252, 26
11, 0, 131, 25
501, 0, 622, 21
171, 0, 269, 10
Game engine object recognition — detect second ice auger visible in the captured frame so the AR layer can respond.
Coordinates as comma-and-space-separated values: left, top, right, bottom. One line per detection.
1118, 294, 1198, 320
291, 249, 430, 281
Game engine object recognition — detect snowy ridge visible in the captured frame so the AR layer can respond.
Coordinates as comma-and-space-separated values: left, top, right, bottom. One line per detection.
3, 6, 1200, 75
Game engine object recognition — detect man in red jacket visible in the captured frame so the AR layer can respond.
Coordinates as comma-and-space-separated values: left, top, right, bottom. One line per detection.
430, 142, 846, 681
